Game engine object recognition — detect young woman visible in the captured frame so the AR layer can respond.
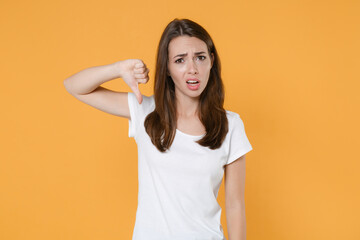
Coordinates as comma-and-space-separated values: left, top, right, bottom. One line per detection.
64, 18, 253, 240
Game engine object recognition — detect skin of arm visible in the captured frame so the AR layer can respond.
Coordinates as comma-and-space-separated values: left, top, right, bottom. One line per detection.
224, 154, 247, 240
63, 62, 122, 95
63, 62, 131, 118
63, 60, 149, 118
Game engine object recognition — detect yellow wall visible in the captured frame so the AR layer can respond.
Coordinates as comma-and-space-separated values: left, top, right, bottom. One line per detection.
1, 0, 359, 239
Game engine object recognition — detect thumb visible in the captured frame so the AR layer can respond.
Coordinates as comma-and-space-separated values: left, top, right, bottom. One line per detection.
130, 83, 143, 104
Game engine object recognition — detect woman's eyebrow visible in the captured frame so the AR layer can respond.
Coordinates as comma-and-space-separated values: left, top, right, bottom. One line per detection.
173, 51, 206, 59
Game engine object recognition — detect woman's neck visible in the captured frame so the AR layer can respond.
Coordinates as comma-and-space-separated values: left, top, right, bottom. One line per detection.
175, 94, 200, 118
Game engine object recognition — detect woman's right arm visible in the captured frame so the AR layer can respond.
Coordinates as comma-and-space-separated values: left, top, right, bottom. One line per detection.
63, 59, 149, 119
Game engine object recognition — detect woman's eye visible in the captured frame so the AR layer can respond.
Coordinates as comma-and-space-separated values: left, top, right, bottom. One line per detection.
175, 58, 184, 63
197, 56, 206, 60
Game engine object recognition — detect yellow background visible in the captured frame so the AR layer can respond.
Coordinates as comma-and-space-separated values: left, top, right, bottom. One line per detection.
1, 0, 359, 239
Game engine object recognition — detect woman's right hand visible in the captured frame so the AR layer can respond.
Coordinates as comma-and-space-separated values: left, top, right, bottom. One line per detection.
116, 59, 150, 104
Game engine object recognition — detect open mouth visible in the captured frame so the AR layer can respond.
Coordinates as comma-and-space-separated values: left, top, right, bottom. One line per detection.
186, 80, 199, 85
186, 80, 200, 90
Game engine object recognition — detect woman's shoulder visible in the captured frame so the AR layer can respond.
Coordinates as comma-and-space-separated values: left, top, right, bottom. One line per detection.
128, 92, 155, 114
128, 92, 154, 103
225, 109, 241, 120
142, 94, 155, 103
225, 109, 246, 129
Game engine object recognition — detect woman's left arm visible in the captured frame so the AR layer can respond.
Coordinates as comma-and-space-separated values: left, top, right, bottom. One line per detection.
224, 154, 247, 240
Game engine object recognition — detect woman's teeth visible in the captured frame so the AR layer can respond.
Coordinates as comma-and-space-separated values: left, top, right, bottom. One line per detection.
186, 80, 199, 84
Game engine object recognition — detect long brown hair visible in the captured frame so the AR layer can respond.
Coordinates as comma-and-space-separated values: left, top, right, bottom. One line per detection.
144, 18, 228, 152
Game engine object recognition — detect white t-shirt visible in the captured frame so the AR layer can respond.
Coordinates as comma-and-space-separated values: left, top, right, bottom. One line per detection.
127, 92, 253, 240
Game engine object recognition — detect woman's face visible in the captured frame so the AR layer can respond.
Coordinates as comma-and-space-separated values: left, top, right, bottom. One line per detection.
167, 35, 214, 100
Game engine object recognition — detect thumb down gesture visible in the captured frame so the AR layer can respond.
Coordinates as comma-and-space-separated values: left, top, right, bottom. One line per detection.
118, 59, 150, 104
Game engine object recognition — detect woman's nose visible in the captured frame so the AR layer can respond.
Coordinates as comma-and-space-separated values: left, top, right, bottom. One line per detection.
187, 59, 198, 74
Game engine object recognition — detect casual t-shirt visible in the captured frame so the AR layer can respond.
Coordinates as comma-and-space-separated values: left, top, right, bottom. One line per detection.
127, 92, 253, 240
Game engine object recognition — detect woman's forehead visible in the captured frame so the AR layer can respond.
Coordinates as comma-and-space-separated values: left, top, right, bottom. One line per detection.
168, 36, 208, 56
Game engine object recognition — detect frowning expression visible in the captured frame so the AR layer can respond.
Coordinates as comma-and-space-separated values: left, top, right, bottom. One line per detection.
167, 35, 214, 100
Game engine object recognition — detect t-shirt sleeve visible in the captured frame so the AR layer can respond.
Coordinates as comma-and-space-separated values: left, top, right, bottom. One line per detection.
226, 113, 253, 165
127, 92, 154, 138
